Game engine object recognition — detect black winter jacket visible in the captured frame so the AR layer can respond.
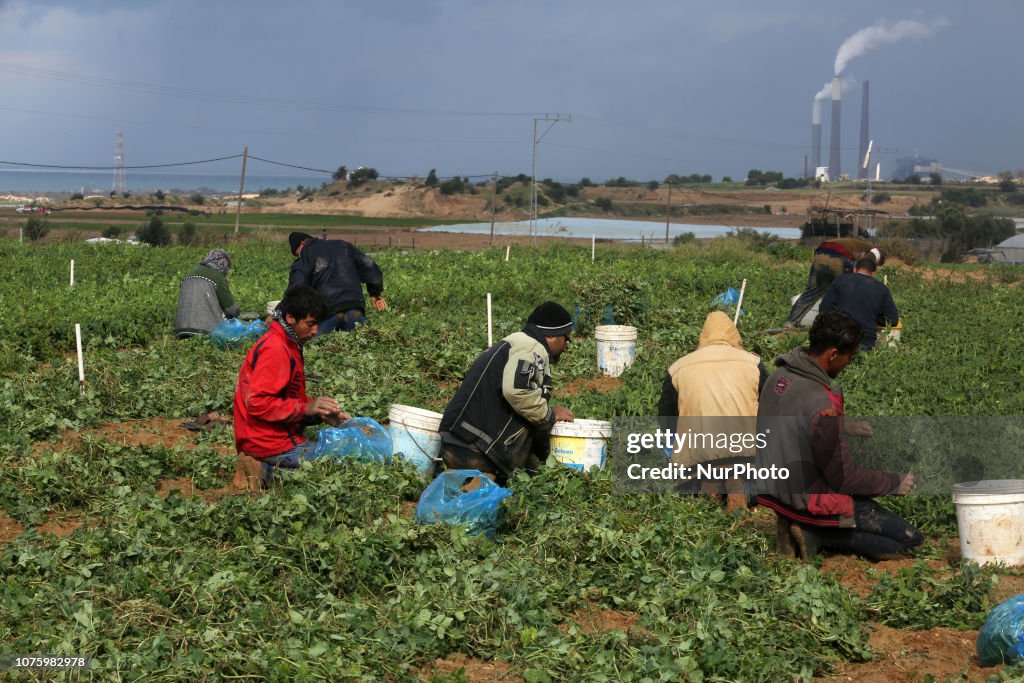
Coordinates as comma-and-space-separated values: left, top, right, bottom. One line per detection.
288, 239, 383, 314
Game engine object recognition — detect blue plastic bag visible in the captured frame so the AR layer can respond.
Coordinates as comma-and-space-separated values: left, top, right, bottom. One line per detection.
311, 418, 393, 464
978, 593, 1024, 666
711, 287, 744, 316
210, 318, 248, 349
415, 469, 512, 539
244, 319, 267, 340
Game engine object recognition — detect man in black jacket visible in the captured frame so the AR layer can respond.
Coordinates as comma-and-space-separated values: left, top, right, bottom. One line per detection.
439, 302, 575, 486
819, 256, 898, 351
287, 232, 387, 335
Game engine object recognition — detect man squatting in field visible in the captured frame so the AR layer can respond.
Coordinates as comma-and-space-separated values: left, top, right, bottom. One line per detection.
439, 302, 576, 486
287, 231, 387, 335
784, 238, 881, 328
754, 309, 922, 561
232, 285, 351, 490
657, 311, 767, 510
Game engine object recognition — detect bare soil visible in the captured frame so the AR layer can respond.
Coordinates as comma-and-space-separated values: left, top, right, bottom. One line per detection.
155, 476, 241, 504
34, 416, 234, 456
419, 653, 522, 683
555, 376, 623, 397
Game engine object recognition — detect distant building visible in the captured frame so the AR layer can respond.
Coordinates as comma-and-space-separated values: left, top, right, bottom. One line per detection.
891, 156, 941, 181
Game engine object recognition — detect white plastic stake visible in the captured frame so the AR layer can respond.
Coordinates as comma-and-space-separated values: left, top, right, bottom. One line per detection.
733, 279, 747, 326
70, 259, 75, 287
883, 274, 889, 287
75, 323, 85, 394
505, 244, 510, 262
486, 293, 493, 347
592, 234, 596, 263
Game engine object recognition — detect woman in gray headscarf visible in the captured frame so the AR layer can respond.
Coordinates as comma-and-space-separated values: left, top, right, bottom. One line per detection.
174, 249, 241, 338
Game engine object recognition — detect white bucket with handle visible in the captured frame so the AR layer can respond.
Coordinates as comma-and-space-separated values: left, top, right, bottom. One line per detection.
389, 404, 443, 477
595, 325, 637, 377
952, 480, 1024, 566
550, 419, 612, 472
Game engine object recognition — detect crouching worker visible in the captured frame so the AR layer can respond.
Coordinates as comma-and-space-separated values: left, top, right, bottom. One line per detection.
754, 309, 922, 561
657, 311, 767, 511
439, 302, 575, 486
232, 284, 350, 491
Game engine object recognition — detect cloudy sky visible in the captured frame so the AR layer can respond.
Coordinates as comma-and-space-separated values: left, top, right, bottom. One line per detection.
0, 0, 1018, 184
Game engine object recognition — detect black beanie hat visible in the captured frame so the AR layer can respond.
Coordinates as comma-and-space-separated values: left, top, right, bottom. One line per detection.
289, 232, 314, 255
527, 301, 573, 337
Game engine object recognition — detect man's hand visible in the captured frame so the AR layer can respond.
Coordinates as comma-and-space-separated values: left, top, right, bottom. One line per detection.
552, 406, 574, 422
845, 420, 874, 438
306, 397, 349, 425
370, 296, 388, 312
897, 473, 916, 496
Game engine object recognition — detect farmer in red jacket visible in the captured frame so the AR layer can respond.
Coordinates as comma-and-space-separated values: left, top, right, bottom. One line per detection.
755, 309, 921, 561
233, 284, 349, 490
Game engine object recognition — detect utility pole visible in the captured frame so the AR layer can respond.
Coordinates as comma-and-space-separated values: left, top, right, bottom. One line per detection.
490, 171, 498, 246
234, 145, 248, 235
664, 180, 673, 244
530, 114, 571, 244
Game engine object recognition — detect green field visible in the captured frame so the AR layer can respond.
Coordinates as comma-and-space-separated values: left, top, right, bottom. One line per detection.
1, 237, 1023, 680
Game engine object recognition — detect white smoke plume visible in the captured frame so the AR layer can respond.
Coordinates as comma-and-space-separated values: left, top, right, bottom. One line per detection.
814, 76, 857, 102
834, 18, 949, 75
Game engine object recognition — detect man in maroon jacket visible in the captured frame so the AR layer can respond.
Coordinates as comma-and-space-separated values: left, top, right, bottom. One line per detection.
755, 309, 921, 560
232, 285, 350, 490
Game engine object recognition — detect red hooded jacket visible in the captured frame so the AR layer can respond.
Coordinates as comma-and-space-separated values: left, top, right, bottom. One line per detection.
233, 322, 309, 458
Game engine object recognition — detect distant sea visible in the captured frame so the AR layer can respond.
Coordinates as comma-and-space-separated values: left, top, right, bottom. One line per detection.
0, 169, 328, 195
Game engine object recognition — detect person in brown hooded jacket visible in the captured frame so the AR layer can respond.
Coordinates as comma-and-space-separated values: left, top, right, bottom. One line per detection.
754, 309, 921, 561
657, 311, 767, 508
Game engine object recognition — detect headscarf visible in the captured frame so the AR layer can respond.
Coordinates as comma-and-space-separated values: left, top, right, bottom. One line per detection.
200, 249, 231, 275
272, 308, 303, 347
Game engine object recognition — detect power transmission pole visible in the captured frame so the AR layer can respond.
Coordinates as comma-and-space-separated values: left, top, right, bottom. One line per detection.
234, 146, 248, 235
664, 181, 673, 244
530, 114, 571, 244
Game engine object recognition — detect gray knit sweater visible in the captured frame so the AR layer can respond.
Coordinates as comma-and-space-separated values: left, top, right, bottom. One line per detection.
174, 264, 240, 337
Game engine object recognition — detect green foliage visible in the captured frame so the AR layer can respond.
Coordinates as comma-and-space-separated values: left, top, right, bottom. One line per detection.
177, 221, 198, 246
136, 216, 171, 246
745, 169, 784, 186
101, 225, 122, 239
929, 172, 943, 186
603, 177, 640, 188
866, 562, 993, 630
24, 216, 49, 242
332, 165, 348, 182
940, 188, 988, 207
439, 177, 466, 195
347, 167, 380, 188
154, 189, 165, 201
871, 192, 892, 204
70, 192, 84, 201
594, 197, 614, 212
189, 193, 205, 205
673, 231, 696, 246
425, 168, 438, 188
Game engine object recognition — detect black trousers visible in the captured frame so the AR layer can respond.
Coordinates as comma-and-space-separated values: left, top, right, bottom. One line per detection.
815, 497, 924, 561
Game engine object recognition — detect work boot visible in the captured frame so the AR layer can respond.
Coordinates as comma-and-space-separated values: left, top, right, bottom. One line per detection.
789, 524, 821, 561
775, 517, 795, 558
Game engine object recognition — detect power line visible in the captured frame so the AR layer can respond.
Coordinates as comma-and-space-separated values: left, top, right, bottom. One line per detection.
0, 154, 243, 171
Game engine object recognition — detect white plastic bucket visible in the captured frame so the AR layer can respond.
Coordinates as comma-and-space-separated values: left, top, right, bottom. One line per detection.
952, 480, 1024, 566
389, 404, 443, 477
595, 325, 637, 377
266, 300, 281, 315
550, 419, 612, 472
789, 294, 821, 328
876, 320, 903, 349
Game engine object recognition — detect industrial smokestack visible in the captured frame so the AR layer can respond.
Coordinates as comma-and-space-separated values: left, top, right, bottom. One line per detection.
811, 100, 822, 178
857, 81, 870, 180
829, 76, 842, 179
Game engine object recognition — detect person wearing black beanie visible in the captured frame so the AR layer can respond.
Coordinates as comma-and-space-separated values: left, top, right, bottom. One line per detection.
285, 231, 387, 334
438, 301, 575, 486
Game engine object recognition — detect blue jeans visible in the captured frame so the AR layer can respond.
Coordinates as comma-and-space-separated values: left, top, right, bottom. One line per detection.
260, 440, 317, 487
316, 309, 366, 336
815, 498, 923, 561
